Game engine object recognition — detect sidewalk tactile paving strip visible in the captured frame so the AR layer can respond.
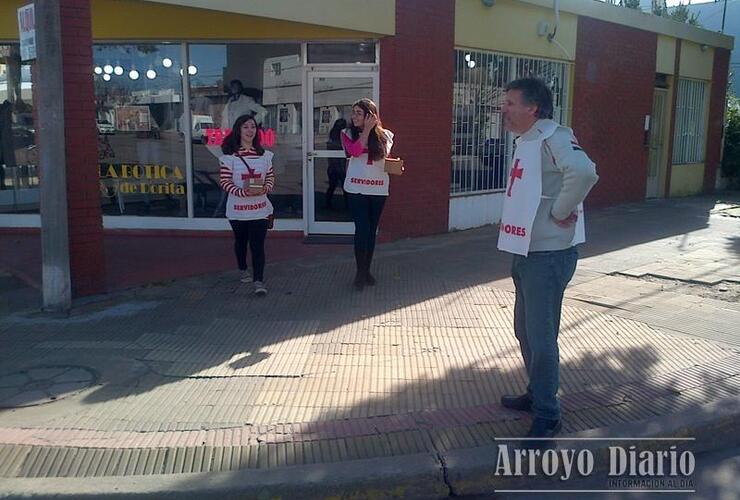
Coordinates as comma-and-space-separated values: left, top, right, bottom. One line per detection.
2, 254, 740, 478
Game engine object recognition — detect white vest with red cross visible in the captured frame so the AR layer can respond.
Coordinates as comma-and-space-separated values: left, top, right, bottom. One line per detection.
224, 151, 274, 221
497, 121, 585, 256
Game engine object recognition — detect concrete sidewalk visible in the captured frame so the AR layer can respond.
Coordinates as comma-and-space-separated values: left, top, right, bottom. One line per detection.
0, 195, 739, 498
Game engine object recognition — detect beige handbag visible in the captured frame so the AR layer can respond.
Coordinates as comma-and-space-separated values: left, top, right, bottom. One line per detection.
384, 157, 405, 176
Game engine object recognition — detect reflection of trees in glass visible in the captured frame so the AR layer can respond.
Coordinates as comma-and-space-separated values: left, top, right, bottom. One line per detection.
1, 45, 26, 111
97, 44, 160, 56
135, 45, 159, 54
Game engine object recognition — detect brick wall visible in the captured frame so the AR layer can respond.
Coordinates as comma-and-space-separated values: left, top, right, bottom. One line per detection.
60, 0, 106, 296
703, 47, 731, 193
573, 17, 657, 207
378, 0, 454, 240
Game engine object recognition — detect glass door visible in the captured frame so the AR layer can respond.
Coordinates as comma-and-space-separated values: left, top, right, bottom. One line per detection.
305, 72, 378, 234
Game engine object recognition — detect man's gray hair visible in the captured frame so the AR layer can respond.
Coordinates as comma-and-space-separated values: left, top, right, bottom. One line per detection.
505, 78, 554, 119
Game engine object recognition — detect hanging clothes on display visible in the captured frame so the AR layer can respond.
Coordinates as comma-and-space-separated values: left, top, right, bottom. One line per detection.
0, 100, 17, 190
221, 80, 268, 130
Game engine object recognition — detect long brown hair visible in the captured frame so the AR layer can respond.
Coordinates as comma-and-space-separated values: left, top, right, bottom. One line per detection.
348, 98, 389, 162
221, 114, 265, 156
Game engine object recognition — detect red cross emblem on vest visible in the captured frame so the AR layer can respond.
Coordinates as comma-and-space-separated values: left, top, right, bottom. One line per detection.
507, 159, 523, 197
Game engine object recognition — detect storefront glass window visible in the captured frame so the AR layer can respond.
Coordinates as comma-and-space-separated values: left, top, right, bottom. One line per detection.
0, 45, 37, 214
306, 43, 376, 64
188, 43, 303, 219
94, 44, 187, 217
451, 49, 570, 195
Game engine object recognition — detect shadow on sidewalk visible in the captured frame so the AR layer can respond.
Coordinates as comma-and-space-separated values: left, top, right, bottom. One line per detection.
577, 196, 715, 260
300, 337, 737, 438
72, 226, 513, 405
156, 339, 738, 488
0, 195, 736, 415
726, 235, 740, 257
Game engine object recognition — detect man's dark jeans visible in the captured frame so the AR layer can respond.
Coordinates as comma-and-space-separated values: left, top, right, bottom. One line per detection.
511, 246, 578, 421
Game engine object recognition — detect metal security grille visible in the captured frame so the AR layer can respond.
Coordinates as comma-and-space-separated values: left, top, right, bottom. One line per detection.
451, 49, 570, 195
672, 78, 708, 165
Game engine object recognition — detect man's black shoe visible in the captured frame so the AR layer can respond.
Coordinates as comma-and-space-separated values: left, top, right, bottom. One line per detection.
522, 417, 561, 450
500, 393, 533, 412
526, 417, 562, 438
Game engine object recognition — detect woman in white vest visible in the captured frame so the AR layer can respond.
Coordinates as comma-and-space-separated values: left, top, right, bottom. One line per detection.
341, 98, 394, 290
219, 115, 275, 296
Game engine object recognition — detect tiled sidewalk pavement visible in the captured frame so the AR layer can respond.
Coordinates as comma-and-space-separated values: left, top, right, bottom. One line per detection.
0, 196, 739, 479
562, 197, 740, 348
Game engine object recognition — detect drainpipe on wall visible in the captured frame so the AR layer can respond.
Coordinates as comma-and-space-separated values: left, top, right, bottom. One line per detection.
663, 39, 682, 198
547, 0, 572, 60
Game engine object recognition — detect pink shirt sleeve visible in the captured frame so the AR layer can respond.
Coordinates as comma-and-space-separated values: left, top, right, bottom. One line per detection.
341, 131, 364, 158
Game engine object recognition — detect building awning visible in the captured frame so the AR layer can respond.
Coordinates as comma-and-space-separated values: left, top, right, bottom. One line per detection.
143, 0, 396, 36
0, 0, 395, 41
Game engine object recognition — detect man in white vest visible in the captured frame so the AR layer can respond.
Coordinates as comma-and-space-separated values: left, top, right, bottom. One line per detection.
498, 78, 599, 441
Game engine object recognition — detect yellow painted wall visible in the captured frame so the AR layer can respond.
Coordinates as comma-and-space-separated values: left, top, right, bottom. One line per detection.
149, 0, 395, 36
455, 0, 577, 61
0, 0, 382, 41
679, 41, 714, 80
520, 0, 732, 50
669, 164, 705, 196
0, 1, 24, 40
656, 35, 676, 75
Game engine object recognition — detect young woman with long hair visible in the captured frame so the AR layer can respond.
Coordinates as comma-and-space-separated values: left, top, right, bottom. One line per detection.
340, 98, 394, 290
219, 114, 275, 296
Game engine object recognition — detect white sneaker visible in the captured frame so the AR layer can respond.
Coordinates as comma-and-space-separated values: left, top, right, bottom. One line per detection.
240, 270, 252, 283
254, 281, 267, 296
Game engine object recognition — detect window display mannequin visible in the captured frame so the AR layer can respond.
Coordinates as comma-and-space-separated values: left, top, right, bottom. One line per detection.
3, 46, 23, 109
221, 80, 268, 130
0, 100, 16, 190
209, 80, 269, 217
